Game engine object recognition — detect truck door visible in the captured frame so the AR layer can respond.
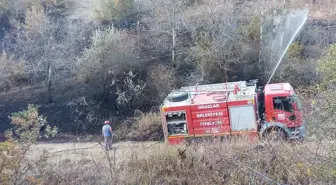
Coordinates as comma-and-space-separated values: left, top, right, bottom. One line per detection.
271, 96, 297, 127
289, 94, 303, 127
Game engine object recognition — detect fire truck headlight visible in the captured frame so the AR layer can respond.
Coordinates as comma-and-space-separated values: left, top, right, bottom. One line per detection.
162, 107, 168, 112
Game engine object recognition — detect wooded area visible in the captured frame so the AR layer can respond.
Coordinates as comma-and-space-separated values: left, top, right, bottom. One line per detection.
0, 0, 335, 134
1, 1, 336, 184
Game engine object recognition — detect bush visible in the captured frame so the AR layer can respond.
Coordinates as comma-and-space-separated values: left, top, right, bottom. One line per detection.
303, 43, 336, 139
93, 0, 134, 23
239, 15, 260, 42
286, 41, 303, 59
0, 52, 29, 91
147, 64, 177, 102
0, 104, 57, 184
1, 109, 335, 185
116, 110, 163, 141
20, 139, 333, 185
67, 97, 103, 133
270, 42, 317, 86
125, 141, 336, 185
76, 26, 148, 113
77, 26, 139, 90
317, 43, 336, 88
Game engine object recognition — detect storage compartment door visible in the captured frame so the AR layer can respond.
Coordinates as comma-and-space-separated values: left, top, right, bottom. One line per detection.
229, 105, 257, 131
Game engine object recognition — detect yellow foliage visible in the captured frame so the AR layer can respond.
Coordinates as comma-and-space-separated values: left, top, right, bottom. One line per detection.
296, 162, 303, 168
317, 43, 336, 87
331, 169, 336, 177
0, 141, 21, 184
0, 105, 57, 184
286, 42, 303, 59
307, 168, 311, 177
239, 16, 260, 42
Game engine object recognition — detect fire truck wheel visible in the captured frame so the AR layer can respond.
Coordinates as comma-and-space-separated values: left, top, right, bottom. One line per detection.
167, 91, 189, 102
264, 127, 286, 142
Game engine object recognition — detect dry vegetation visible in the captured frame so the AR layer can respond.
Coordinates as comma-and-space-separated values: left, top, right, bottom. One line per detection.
3, 136, 336, 184
115, 110, 163, 141
1, 0, 336, 184
0, 0, 335, 132
1, 81, 336, 184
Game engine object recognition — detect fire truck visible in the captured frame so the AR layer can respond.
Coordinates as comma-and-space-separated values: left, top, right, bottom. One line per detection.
160, 80, 306, 144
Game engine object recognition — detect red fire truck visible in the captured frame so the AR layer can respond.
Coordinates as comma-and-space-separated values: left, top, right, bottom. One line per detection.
160, 80, 305, 144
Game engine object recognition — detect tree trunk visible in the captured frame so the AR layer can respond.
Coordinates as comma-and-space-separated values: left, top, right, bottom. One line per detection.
172, 26, 176, 67
259, 9, 264, 70
224, 69, 229, 83
47, 63, 53, 103
172, 10, 176, 67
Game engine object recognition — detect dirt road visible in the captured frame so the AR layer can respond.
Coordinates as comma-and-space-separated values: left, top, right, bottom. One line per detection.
26, 141, 169, 164
26, 137, 328, 166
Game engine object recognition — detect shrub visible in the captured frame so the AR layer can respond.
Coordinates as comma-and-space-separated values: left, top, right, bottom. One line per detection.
286, 41, 303, 59
239, 15, 260, 42
77, 26, 139, 91
0, 138, 334, 184
116, 110, 163, 141
317, 43, 336, 88
76, 26, 147, 112
0, 104, 57, 184
0, 52, 29, 91
125, 140, 336, 185
93, 0, 134, 23
147, 64, 177, 102
304, 44, 336, 139
67, 97, 103, 133
270, 42, 316, 86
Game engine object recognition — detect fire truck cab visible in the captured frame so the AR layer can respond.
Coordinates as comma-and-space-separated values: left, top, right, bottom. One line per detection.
160, 80, 305, 144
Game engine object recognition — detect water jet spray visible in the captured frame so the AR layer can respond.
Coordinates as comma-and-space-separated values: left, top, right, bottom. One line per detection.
264, 9, 309, 85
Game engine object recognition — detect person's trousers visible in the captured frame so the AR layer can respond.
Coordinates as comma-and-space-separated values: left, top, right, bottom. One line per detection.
104, 136, 112, 150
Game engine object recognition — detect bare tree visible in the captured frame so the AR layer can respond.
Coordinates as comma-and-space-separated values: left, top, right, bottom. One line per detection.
137, 0, 188, 66
2, 4, 91, 102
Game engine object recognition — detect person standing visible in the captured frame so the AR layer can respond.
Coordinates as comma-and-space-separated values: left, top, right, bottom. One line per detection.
102, 120, 113, 150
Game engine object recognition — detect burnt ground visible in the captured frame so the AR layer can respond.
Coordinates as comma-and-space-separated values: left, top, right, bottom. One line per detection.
0, 80, 138, 140
0, 85, 46, 132
0, 81, 84, 135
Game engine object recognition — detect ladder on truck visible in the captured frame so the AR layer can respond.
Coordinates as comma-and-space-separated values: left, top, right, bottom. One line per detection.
180, 81, 248, 94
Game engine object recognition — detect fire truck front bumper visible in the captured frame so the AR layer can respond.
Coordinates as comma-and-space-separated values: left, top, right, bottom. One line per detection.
287, 125, 306, 140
